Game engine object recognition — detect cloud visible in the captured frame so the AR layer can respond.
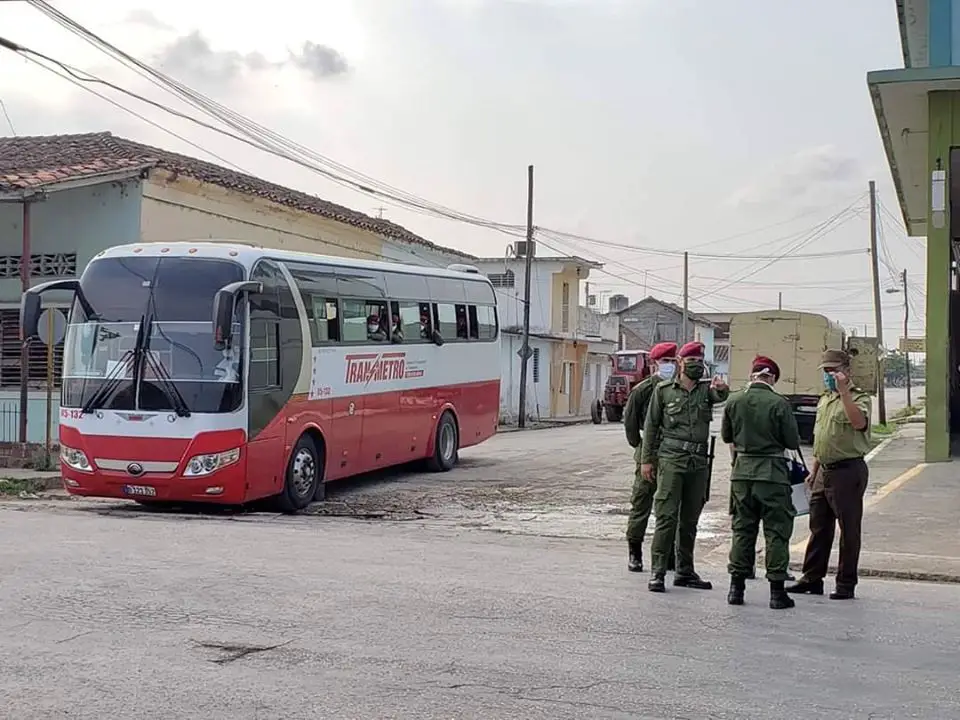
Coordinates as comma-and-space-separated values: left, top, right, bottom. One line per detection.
153, 32, 274, 84
125, 9, 174, 31
726, 144, 863, 209
289, 42, 349, 79
151, 32, 350, 86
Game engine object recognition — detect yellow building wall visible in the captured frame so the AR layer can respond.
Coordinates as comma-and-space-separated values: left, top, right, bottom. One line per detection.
549, 340, 589, 417
140, 170, 384, 259
549, 268, 582, 335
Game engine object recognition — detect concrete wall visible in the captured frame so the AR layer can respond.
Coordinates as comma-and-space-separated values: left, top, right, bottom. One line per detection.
618, 300, 715, 362
142, 171, 385, 260
0, 179, 143, 444
499, 332, 552, 422
478, 260, 556, 334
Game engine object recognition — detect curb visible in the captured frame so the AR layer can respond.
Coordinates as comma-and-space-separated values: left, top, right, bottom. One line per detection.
787, 562, 960, 585
497, 418, 596, 433
0, 475, 63, 494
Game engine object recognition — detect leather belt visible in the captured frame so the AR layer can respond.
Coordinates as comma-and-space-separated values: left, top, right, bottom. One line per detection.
661, 437, 708, 455
823, 457, 865, 470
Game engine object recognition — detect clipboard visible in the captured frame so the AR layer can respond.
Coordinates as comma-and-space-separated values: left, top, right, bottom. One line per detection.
791, 480, 811, 516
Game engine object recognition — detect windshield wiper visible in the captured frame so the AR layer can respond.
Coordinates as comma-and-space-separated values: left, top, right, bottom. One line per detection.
81, 316, 145, 414
141, 317, 191, 417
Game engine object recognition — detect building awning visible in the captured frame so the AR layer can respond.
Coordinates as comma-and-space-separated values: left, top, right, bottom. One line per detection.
867, 65, 960, 236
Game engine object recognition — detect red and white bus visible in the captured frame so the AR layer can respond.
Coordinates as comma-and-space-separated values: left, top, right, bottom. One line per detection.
20, 242, 501, 512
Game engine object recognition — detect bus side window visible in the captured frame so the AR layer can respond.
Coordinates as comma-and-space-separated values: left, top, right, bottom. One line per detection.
435, 303, 458, 340
466, 305, 480, 340
342, 299, 389, 343
307, 296, 340, 344
419, 302, 432, 339
475, 305, 497, 340
454, 304, 469, 340
249, 318, 280, 389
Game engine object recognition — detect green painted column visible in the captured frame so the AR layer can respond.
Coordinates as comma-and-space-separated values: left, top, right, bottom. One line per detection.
925, 91, 954, 462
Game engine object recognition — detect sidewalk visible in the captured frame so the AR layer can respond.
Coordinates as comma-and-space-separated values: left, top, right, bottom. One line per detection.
787, 423, 960, 583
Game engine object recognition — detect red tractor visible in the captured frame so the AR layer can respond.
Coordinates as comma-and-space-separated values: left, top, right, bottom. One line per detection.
591, 349, 651, 423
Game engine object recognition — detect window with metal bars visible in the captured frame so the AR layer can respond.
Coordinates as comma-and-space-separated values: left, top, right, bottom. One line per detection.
0, 308, 65, 389
0, 253, 77, 279
487, 270, 515, 288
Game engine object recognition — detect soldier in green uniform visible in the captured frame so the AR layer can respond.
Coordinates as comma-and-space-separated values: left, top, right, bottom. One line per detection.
624, 342, 679, 573
721, 355, 801, 609
788, 349, 871, 600
641, 341, 729, 593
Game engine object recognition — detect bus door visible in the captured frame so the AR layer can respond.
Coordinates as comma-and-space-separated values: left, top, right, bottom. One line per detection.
245, 260, 302, 498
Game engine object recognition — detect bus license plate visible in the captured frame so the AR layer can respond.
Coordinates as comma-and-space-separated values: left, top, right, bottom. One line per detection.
123, 485, 157, 497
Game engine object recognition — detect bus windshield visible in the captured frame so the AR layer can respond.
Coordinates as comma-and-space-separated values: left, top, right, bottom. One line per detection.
61, 256, 245, 414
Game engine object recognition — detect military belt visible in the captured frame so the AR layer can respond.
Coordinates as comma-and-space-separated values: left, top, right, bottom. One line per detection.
660, 437, 709, 455
823, 457, 865, 470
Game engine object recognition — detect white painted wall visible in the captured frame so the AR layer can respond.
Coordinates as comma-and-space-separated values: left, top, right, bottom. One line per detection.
498, 332, 552, 423
580, 353, 612, 413
475, 259, 560, 335
692, 324, 717, 364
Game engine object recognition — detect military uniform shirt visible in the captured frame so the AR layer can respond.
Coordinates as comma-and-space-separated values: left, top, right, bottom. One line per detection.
720, 382, 801, 484
624, 375, 658, 450
640, 378, 729, 465
812, 388, 872, 465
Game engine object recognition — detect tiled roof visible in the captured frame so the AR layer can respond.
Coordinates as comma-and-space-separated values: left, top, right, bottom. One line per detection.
616, 295, 718, 328
0, 131, 474, 259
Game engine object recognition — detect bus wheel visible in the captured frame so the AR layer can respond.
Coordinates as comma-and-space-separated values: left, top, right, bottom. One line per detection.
426, 411, 459, 472
276, 435, 320, 514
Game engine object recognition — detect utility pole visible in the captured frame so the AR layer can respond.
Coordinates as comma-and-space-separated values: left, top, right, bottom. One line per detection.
681, 251, 689, 343
868, 179, 887, 425
778, 292, 783, 310
902, 268, 912, 408
517, 165, 535, 428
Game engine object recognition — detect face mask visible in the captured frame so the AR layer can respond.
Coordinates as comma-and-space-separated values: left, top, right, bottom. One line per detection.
823, 371, 837, 392
683, 360, 705, 381
656, 362, 676, 380
368, 324, 380, 334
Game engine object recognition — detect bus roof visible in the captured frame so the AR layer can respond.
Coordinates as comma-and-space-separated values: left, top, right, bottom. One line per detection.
92, 241, 492, 283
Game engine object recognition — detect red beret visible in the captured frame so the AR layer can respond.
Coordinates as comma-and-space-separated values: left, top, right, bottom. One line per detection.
648, 342, 678, 361
751, 355, 780, 380
678, 341, 705, 359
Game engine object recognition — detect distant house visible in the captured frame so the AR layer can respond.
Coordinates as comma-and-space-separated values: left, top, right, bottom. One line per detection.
700, 312, 733, 378
474, 250, 613, 422
616, 296, 718, 364
0, 131, 472, 444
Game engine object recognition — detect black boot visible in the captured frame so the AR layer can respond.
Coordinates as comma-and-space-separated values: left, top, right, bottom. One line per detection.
785, 578, 824, 595
627, 542, 643, 573
648, 574, 666, 593
673, 572, 712, 590
770, 580, 795, 609
727, 575, 746, 605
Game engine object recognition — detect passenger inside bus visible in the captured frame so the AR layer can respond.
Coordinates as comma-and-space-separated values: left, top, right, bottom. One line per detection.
367, 314, 387, 342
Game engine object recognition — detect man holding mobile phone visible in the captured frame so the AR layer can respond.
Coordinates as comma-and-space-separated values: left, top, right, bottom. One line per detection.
787, 349, 871, 600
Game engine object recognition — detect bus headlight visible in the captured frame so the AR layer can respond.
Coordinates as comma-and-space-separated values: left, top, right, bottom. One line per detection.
61, 446, 94, 472
183, 448, 241, 477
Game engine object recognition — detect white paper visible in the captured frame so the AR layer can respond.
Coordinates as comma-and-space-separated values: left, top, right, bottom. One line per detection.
792, 482, 811, 516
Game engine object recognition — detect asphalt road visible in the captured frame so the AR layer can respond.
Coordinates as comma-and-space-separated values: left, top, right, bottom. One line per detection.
1, 506, 957, 719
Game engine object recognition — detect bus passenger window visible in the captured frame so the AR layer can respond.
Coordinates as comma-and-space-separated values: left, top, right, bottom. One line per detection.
249, 319, 280, 389
454, 304, 469, 340
475, 305, 497, 340
467, 305, 480, 339
419, 302, 432, 339
309, 296, 340, 344
395, 301, 424, 342
343, 299, 389, 343
435, 303, 458, 340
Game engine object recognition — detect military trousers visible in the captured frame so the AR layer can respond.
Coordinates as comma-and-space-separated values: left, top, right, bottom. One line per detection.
626, 463, 678, 557
650, 455, 709, 576
727, 481, 795, 581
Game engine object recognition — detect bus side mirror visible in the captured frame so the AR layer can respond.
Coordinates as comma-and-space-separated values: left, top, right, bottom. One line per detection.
19, 279, 81, 340
431, 329, 444, 347
212, 281, 261, 350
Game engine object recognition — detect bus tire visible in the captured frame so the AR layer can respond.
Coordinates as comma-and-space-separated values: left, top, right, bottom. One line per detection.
426, 411, 459, 472
276, 434, 321, 514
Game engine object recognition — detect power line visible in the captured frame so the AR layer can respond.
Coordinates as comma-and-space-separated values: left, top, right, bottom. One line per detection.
0, 98, 14, 136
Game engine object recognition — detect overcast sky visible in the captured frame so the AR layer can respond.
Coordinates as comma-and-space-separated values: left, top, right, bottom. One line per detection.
0, 0, 925, 339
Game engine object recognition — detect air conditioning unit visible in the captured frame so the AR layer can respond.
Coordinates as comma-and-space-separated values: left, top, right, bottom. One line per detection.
514, 240, 535, 258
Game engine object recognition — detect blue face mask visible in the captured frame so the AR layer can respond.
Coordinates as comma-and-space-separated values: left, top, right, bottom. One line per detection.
823, 371, 837, 392
657, 362, 676, 380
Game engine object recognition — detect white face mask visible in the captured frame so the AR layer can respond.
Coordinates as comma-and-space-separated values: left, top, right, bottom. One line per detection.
368, 324, 379, 334
657, 361, 676, 380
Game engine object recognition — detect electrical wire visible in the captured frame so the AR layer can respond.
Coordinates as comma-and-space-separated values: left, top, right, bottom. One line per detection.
0, 97, 15, 135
